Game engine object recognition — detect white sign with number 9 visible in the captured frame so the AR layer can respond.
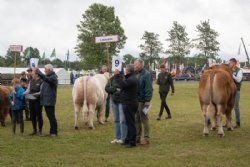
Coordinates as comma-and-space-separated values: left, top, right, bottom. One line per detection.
112, 56, 122, 72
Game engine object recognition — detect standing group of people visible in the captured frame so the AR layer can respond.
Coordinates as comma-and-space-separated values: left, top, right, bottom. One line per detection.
105, 59, 153, 148
10, 64, 58, 137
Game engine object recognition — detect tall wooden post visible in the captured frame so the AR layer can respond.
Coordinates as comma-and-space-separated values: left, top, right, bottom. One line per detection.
14, 52, 17, 78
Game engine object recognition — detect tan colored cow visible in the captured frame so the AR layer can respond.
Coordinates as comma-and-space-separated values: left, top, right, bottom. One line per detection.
72, 72, 109, 129
199, 64, 236, 137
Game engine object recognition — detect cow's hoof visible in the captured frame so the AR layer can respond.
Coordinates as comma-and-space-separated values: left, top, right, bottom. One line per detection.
88, 126, 95, 130
227, 127, 233, 131
203, 133, 209, 137
1, 122, 5, 127
98, 121, 104, 125
211, 127, 216, 131
74, 126, 79, 130
218, 133, 225, 138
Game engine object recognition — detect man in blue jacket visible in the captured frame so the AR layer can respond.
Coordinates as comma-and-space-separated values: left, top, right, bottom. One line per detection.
38, 64, 58, 137
134, 59, 153, 145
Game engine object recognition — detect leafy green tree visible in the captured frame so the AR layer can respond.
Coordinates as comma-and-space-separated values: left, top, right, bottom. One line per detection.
123, 54, 136, 64
195, 20, 220, 66
5, 49, 24, 67
139, 31, 163, 70
75, 3, 126, 68
40, 58, 51, 66
166, 21, 192, 68
23, 47, 40, 66
0, 56, 6, 66
52, 58, 64, 68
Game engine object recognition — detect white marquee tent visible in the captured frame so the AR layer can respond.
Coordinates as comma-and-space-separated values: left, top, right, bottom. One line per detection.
0, 67, 70, 84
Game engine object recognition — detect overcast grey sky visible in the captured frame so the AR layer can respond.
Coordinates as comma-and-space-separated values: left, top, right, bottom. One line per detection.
0, 0, 250, 61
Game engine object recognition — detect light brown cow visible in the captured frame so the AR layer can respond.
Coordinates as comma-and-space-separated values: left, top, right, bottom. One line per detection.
0, 86, 11, 127
199, 64, 236, 137
72, 72, 109, 129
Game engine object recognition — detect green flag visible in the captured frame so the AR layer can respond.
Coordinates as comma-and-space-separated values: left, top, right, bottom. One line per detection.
42, 52, 46, 60
50, 48, 56, 58
25, 47, 31, 58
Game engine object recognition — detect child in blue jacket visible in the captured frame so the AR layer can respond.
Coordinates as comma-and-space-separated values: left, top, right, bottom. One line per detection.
9, 79, 25, 134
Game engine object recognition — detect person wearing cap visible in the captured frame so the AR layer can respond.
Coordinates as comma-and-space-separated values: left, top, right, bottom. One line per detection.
229, 58, 243, 128
23, 68, 43, 135
156, 64, 175, 120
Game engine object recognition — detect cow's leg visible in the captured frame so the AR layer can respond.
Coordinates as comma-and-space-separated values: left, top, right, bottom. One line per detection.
208, 104, 216, 131
202, 105, 209, 136
74, 104, 81, 130
97, 105, 104, 125
226, 112, 233, 131
0, 111, 5, 127
88, 105, 95, 129
216, 105, 225, 137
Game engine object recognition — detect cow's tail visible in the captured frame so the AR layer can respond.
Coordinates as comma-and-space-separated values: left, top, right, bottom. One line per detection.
208, 72, 218, 116
83, 77, 88, 112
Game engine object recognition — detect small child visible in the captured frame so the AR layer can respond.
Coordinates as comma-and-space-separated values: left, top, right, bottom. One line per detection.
9, 78, 25, 135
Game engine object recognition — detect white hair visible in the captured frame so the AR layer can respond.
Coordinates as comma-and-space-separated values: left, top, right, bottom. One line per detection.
135, 59, 144, 68
45, 64, 53, 71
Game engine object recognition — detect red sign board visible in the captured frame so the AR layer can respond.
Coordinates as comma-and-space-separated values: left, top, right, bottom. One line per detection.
9, 45, 23, 52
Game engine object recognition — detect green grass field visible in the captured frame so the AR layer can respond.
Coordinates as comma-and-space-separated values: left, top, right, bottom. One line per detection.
0, 82, 250, 167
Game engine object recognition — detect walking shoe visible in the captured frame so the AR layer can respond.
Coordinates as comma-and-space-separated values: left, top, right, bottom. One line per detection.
116, 139, 123, 144
156, 116, 161, 121
166, 115, 172, 119
139, 139, 150, 145
234, 122, 240, 129
50, 134, 57, 137
110, 139, 118, 144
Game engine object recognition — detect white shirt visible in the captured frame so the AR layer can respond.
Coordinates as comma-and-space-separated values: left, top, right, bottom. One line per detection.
232, 68, 243, 83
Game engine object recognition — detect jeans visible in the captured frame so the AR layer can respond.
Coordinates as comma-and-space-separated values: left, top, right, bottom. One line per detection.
29, 99, 43, 132
234, 91, 240, 124
112, 102, 127, 142
158, 92, 171, 117
123, 102, 138, 146
12, 110, 24, 134
105, 95, 110, 119
44, 106, 58, 135
135, 102, 150, 141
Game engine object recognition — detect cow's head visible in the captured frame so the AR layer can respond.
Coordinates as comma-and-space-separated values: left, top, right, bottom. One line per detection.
103, 72, 110, 80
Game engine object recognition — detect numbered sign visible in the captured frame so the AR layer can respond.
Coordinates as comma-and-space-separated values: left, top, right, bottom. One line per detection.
112, 56, 122, 72
30, 58, 39, 68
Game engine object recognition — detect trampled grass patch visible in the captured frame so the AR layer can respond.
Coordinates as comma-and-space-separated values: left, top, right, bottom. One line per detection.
0, 82, 249, 167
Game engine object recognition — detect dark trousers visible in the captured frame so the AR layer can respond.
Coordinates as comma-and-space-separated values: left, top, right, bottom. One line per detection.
123, 102, 138, 146
158, 92, 171, 117
44, 106, 58, 135
105, 95, 110, 119
29, 100, 43, 132
12, 110, 24, 134
24, 99, 30, 119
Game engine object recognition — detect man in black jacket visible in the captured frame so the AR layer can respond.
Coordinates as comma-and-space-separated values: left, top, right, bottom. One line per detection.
115, 64, 138, 148
38, 64, 58, 137
156, 64, 175, 120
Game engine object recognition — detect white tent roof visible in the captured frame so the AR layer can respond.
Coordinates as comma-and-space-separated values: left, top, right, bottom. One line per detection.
0, 67, 65, 74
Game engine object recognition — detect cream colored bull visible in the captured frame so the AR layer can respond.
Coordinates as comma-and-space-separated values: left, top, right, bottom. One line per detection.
72, 72, 109, 129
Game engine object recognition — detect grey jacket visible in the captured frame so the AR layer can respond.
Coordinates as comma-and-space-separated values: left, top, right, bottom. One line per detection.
38, 71, 58, 106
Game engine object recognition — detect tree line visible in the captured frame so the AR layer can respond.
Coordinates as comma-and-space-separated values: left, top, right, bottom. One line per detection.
76, 3, 220, 70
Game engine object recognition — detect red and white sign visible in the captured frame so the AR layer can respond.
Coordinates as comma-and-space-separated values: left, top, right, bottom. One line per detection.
9, 45, 23, 52
95, 35, 119, 43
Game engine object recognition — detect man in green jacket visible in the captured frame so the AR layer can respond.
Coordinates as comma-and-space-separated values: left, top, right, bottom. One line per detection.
156, 64, 174, 120
134, 59, 153, 145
